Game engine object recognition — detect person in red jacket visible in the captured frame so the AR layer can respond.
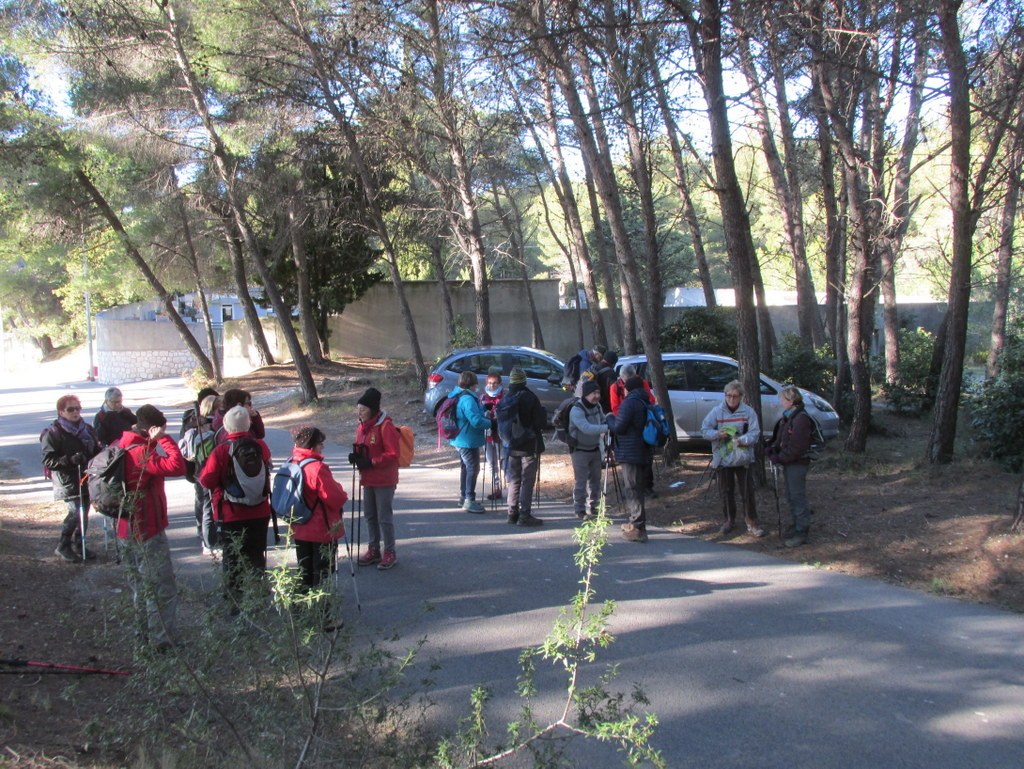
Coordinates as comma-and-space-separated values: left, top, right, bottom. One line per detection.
287, 426, 348, 590
349, 388, 401, 570
116, 404, 187, 650
199, 405, 273, 612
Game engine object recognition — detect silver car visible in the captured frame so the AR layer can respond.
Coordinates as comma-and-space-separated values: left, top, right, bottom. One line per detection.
616, 352, 840, 442
423, 346, 567, 422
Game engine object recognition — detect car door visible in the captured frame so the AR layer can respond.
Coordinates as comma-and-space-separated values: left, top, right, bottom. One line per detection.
683, 359, 739, 439
658, 359, 696, 440
509, 351, 564, 419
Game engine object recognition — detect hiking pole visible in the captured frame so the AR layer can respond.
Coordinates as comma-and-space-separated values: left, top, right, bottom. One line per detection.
533, 452, 541, 512
77, 460, 87, 562
340, 530, 361, 613
0, 658, 131, 676
770, 461, 782, 540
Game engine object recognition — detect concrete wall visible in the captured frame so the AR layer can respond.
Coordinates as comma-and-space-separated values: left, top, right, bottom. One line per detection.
96, 319, 211, 383
98, 279, 991, 382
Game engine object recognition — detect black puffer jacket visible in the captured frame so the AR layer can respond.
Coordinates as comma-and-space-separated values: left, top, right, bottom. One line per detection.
93, 407, 137, 446
40, 420, 101, 501
609, 388, 650, 465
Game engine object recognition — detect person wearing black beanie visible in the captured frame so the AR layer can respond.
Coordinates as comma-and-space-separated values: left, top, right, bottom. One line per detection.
351, 387, 401, 570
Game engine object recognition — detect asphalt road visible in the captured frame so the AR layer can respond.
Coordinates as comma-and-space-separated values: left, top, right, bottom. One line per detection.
3, 368, 1023, 768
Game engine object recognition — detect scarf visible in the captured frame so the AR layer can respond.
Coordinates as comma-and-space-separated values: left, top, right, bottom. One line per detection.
58, 416, 98, 453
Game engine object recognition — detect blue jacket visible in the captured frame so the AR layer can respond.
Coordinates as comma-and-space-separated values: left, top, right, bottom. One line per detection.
609, 388, 650, 465
449, 387, 491, 449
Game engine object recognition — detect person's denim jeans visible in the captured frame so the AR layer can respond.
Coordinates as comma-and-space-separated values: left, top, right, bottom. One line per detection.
458, 447, 481, 502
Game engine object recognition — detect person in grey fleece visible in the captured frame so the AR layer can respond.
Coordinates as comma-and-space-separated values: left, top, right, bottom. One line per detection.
700, 380, 765, 537
568, 380, 610, 519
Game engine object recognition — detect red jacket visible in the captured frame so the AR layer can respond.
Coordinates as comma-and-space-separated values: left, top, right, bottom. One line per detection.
198, 432, 273, 523
610, 379, 655, 415
354, 412, 400, 487
287, 447, 348, 544
116, 431, 187, 542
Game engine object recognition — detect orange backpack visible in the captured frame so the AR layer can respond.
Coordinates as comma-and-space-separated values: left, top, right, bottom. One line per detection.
396, 425, 415, 468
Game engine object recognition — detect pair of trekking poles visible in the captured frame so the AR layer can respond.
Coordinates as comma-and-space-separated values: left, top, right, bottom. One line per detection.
482, 446, 543, 513
333, 458, 364, 613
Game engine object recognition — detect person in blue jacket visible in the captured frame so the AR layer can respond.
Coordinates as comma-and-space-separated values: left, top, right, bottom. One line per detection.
607, 374, 651, 542
448, 370, 493, 514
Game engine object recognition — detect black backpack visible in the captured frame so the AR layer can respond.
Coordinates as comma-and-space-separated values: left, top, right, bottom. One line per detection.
223, 437, 270, 506
86, 444, 132, 518
551, 396, 580, 450
496, 390, 536, 452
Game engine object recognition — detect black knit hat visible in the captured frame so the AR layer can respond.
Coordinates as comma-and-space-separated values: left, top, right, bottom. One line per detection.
582, 380, 601, 398
357, 387, 382, 413
135, 404, 167, 430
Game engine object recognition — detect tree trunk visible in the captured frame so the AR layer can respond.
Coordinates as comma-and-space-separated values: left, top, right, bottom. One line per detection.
288, 192, 325, 365
736, 24, 822, 348
75, 170, 214, 378
927, 0, 971, 464
987, 137, 1022, 377
159, 2, 317, 402
526, 2, 677, 461
584, 163, 627, 350
220, 214, 275, 367
536, 73, 608, 348
172, 179, 222, 383
284, 0, 428, 385
427, 236, 456, 345
646, 37, 716, 307
683, 0, 764, 432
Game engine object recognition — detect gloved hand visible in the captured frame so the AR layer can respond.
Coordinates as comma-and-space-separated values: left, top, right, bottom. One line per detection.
348, 452, 360, 466
70, 452, 86, 466
605, 414, 616, 428
356, 455, 373, 471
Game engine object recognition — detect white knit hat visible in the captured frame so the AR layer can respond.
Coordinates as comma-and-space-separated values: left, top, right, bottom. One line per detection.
223, 404, 250, 434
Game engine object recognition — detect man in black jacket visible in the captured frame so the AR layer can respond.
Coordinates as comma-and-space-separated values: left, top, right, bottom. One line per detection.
496, 367, 546, 527
608, 375, 650, 542
41, 394, 102, 561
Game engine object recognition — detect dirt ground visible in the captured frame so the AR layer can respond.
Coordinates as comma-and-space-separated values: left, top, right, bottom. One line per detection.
2, 357, 1022, 766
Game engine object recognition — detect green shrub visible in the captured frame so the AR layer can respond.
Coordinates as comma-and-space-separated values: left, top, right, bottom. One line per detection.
659, 307, 737, 356
880, 327, 936, 415
968, 331, 1024, 471
770, 335, 835, 396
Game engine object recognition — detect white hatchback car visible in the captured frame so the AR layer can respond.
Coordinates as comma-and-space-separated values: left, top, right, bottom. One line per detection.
616, 352, 840, 443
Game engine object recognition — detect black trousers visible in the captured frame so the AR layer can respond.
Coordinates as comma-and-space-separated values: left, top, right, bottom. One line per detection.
295, 540, 336, 590
220, 517, 269, 602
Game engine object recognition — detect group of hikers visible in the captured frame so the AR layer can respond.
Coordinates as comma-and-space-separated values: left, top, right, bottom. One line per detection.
39, 385, 399, 647
39, 347, 816, 649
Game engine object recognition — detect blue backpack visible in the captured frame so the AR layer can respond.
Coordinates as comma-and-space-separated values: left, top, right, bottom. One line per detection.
642, 404, 671, 447
271, 457, 322, 525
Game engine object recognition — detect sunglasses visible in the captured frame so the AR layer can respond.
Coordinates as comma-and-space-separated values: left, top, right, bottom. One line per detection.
64, 406, 82, 412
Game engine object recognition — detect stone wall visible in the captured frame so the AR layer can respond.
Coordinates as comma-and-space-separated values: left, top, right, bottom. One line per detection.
95, 319, 211, 384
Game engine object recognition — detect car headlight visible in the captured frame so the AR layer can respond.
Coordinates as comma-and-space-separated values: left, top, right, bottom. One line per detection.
808, 395, 834, 413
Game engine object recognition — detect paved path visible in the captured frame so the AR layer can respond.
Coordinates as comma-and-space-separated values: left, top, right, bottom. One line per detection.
3, 367, 1023, 768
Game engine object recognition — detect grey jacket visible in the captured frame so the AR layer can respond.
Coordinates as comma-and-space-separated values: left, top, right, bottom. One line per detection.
701, 400, 760, 468
568, 398, 607, 451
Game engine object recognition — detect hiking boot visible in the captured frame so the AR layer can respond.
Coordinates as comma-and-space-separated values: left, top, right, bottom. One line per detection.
507, 510, 519, 524
463, 499, 486, 514
55, 541, 78, 562
517, 515, 544, 527
784, 532, 808, 548
486, 490, 503, 500
357, 546, 381, 566
621, 523, 648, 543
377, 551, 397, 570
